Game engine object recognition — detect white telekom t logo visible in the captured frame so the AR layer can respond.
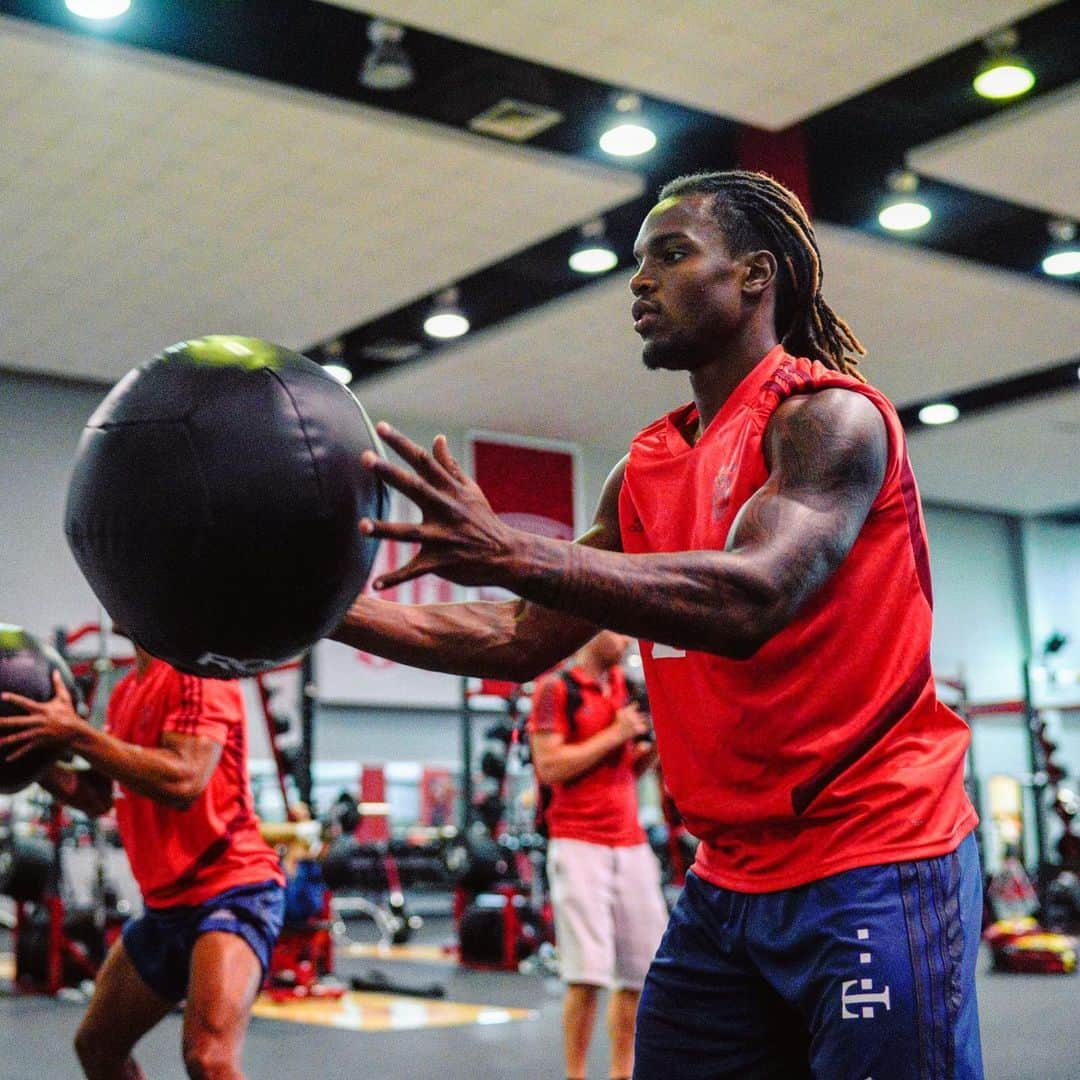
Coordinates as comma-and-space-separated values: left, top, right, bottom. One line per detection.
841, 978, 892, 1019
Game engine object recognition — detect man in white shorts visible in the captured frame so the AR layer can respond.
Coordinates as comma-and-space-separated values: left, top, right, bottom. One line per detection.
528, 631, 670, 1080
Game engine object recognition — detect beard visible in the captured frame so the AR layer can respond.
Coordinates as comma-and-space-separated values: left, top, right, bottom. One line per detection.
640, 330, 712, 372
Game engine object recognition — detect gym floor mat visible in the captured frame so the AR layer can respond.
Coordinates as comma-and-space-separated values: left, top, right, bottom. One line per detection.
339, 942, 457, 964
252, 989, 535, 1032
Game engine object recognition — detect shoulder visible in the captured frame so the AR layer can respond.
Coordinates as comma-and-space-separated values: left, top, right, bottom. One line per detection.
765, 388, 887, 491
529, 673, 570, 732
533, 670, 571, 697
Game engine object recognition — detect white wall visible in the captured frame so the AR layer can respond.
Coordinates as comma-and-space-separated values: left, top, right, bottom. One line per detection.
0, 372, 108, 640
923, 504, 1028, 703
1023, 518, 1080, 686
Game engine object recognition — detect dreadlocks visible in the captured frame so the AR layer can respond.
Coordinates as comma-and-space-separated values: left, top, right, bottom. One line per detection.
657, 170, 867, 381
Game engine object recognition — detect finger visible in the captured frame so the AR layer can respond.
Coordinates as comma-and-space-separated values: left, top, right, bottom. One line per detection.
358, 518, 429, 543
5, 738, 49, 762
432, 435, 470, 484
51, 670, 73, 706
0, 729, 41, 753
372, 555, 441, 592
374, 425, 452, 488
0, 715, 35, 730
360, 451, 456, 516
0, 692, 38, 714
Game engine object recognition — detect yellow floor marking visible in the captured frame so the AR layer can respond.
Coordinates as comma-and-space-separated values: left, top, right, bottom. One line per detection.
252, 989, 535, 1032
339, 942, 457, 964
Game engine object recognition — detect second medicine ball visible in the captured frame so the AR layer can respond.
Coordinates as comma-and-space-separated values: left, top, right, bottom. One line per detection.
64, 336, 386, 679
0, 625, 79, 794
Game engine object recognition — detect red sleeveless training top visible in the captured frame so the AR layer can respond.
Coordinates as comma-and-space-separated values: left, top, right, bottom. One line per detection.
618, 345, 977, 891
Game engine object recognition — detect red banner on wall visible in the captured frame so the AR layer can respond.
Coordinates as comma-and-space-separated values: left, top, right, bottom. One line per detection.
469, 432, 581, 695
470, 435, 578, 541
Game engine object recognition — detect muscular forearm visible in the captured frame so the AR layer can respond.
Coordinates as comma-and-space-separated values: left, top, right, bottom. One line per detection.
534, 725, 629, 786
66, 726, 206, 811
495, 535, 788, 659
333, 594, 598, 682
39, 763, 113, 817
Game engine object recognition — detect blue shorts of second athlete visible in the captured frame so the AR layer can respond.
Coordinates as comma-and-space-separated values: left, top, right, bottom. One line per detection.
635, 831, 983, 1079
122, 879, 285, 1003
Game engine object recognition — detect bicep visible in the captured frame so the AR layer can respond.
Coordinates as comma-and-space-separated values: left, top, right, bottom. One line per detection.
728, 390, 887, 615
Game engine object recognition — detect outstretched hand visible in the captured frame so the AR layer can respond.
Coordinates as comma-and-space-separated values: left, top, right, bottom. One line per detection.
359, 423, 519, 591
0, 670, 82, 761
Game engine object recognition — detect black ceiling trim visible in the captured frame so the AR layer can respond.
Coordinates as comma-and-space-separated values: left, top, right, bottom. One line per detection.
898, 357, 1079, 429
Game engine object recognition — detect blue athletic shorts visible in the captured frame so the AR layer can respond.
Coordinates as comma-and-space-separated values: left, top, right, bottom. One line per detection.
122, 879, 285, 1003
635, 831, 984, 1079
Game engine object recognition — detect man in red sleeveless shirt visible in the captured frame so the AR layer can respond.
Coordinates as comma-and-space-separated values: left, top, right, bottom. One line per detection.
332, 170, 983, 1078
0, 643, 284, 1080
528, 631, 668, 1080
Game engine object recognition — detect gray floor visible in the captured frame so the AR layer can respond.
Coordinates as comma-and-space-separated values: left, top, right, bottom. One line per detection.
1, 917, 1077, 1080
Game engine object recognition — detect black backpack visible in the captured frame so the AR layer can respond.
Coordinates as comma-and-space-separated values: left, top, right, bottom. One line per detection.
532, 670, 582, 840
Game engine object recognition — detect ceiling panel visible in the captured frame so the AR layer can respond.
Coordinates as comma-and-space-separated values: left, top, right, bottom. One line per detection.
908, 84, 1080, 219
336, 0, 1055, 128
907, 394, 1079, 514
0, 17, 640, 383
815, 224, 1080, 404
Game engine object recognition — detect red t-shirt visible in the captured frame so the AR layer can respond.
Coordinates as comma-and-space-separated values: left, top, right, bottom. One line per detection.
105, 659, 284, 908
618, 345, 977, 892
527, 665, 645, 847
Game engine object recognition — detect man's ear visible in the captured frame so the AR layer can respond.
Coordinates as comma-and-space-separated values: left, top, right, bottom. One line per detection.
742, 249, 777, 297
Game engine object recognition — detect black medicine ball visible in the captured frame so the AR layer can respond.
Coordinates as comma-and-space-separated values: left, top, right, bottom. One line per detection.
0, 625, 79, 794
63, 336, 386, 679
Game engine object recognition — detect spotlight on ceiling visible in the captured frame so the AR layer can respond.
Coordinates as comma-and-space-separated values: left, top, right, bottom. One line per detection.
878, 170, 932, 232
599, 93, 656, 157
66, 0, 131, 17
1042, 219, 1080, 277
973, 27, 1035, 101
424, 288, 470, 340
569, 220, 619, 275
360, 18, 415, 92
918, 403, 960, 426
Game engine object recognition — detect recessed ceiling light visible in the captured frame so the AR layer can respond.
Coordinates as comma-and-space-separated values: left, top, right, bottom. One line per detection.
599, 93, 656, 157
569, 244, 619, 274
599, 123, 656, 157
918, 403, 959, 426
1042, 250, 1080, 277
878, 200, 932, 232
424, 288, 470, 340
424, 312, 470, 339
65, 0, 131, 18
973, 60, 1035, 100
322, 363, 352, 385
359, 19, 415, 91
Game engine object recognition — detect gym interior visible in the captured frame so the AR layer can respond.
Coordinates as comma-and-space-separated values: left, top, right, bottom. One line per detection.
1, 3, 1078, 1079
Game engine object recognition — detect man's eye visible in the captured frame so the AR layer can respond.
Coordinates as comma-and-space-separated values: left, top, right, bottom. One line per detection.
663, 250, 685, 263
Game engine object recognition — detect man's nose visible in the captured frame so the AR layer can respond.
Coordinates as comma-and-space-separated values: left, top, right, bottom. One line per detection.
630, 266, 653, 295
